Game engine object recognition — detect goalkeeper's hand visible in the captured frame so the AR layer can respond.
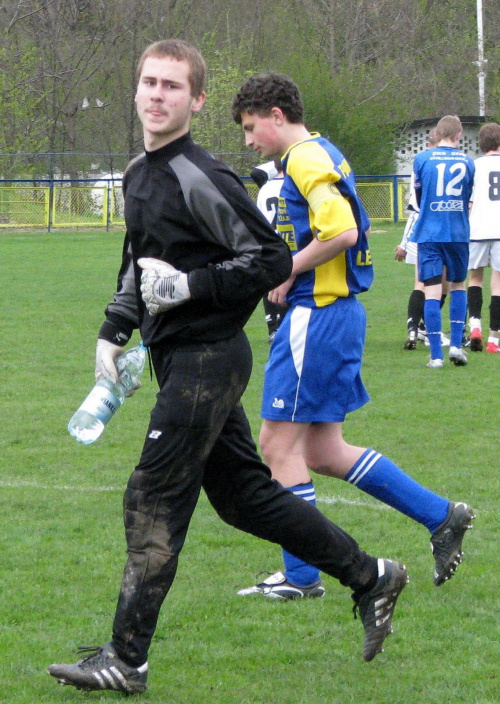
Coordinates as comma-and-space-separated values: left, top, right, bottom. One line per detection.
95, 339, 125, 384
137, 257, 191, 315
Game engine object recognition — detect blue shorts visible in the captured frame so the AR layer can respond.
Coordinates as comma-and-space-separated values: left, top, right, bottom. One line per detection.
417, 242, 469, 283
261, 298, 370, 423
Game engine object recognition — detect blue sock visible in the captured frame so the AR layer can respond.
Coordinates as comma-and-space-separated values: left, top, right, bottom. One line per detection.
345, 450, 449, 533
282, 483, 321, 586
449, 290, 467, 348
424, 298, 443, 360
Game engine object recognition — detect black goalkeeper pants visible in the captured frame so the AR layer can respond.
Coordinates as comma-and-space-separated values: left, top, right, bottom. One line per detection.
111, 329, 377, 666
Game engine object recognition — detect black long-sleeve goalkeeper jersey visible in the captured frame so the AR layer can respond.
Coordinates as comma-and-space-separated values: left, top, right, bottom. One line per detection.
104, 133, 293, 347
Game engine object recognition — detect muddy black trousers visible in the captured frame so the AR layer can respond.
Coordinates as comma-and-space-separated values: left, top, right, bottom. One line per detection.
111, 329, 377, 666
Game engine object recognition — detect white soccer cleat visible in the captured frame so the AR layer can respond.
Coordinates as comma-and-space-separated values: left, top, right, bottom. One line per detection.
449, 346, 468, 366
426, 358, 444, 369
237, 571, 325, 600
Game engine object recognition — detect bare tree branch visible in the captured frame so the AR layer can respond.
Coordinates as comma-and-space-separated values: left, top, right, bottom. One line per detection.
7, 0, 55, 32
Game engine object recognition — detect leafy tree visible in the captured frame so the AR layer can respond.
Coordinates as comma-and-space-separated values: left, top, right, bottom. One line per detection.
0, 0, 499, 178
191, 34, 255, 173
0, 45, 48, 177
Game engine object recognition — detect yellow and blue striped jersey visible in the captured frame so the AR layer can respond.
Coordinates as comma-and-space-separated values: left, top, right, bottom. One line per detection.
279, 134, 373, 307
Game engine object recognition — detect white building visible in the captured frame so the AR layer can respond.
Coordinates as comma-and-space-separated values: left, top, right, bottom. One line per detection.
91, 172, 123, 215
396, 116, 489, 175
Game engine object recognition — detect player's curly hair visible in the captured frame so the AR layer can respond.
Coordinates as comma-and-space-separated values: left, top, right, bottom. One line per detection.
232, 72, 304, 124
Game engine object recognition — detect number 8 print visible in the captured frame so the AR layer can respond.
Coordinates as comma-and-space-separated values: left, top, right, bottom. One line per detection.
488, 171, 500, 201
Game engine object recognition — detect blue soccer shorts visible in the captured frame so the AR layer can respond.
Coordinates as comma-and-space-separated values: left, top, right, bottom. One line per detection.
261, 297, 370, 423
417, 241, 469, 283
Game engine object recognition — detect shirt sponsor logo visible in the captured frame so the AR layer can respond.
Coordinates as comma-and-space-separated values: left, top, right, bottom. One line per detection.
430, 200, 464, 212
356, 248, 373, 266
272, 398, 285, 409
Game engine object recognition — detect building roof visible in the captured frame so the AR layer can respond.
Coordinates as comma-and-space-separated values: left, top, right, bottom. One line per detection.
396, 115, 493, 174
404, 115, 492, 130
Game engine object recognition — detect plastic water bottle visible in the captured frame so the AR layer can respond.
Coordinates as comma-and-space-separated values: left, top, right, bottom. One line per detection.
68, 342, 147, 445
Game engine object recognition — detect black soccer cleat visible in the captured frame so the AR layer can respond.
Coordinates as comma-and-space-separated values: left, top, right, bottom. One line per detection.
353, 559, 409, 662
431, 502, 476, 586
403, 329, 418, 350
47, 642, 148, 694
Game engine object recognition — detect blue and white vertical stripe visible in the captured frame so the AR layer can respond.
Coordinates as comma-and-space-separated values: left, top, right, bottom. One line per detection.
289, 306, 312, 421
346, 449, 381, 486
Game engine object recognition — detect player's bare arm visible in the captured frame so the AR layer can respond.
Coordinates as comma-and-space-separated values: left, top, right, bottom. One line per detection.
268, 228, 357, 306
291, 228, 358, 275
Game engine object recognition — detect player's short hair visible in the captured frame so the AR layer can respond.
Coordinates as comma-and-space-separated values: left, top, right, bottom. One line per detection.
434, 115, 463, 141
232, 72, 304, 124
135, 39, 206, 97
478, 122, 500, 153
427, 128, 439, 147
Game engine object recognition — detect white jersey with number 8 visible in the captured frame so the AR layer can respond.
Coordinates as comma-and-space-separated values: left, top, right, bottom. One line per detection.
469, 154, 500, 241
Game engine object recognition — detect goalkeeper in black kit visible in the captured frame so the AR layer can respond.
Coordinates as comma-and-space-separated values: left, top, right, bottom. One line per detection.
47, 39, 408, 695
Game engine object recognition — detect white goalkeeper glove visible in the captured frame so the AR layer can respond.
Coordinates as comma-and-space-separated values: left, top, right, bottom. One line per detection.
137, 257, 191, 315
95, 339, 125, 384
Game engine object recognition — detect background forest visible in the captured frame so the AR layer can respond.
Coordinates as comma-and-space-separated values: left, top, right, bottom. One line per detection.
0, 0, 499, 178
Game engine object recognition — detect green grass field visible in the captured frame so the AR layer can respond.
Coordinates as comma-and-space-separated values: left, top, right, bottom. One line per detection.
1, 224, 498, 703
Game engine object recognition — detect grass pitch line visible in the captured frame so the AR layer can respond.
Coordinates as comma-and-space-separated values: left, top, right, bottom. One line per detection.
0, 479, 120, 493
318, 495, 391, 511
0, 479, 390, 511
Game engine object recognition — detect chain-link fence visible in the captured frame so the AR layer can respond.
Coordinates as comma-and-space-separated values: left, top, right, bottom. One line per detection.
0, 153, 132, 181
52, 183, 125, 227
0, 173, 412, 231
0, 179, 125, 229
357, 180, 394, 220
244, 175, 411, 223
0, 183, 53, 227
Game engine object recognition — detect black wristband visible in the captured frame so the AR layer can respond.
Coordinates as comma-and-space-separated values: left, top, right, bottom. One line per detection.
97, 319, 132, 346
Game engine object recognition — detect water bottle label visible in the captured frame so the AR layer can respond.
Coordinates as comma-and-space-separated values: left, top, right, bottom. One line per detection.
79, 385, 121, 424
